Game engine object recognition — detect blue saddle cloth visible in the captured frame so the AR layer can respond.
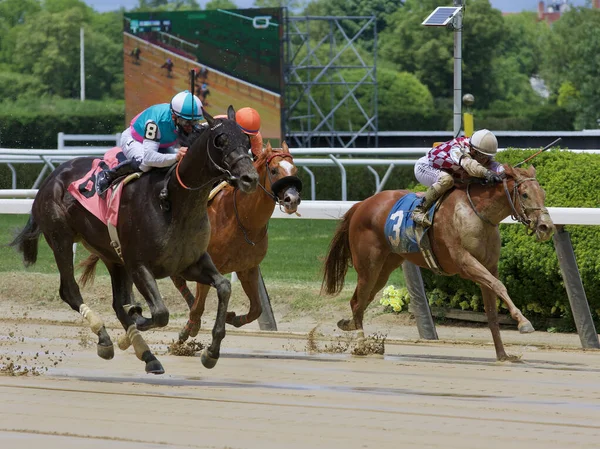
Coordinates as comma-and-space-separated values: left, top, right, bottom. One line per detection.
384, 193, 436, 254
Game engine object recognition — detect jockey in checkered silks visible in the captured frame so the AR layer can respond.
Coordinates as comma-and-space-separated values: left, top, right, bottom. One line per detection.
411, 129, 504, 227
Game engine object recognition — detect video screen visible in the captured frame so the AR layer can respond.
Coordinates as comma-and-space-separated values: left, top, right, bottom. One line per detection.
124, 8, 283, 143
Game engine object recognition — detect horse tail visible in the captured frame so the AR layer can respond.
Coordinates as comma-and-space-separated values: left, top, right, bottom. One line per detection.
9, 216, 41, 267
78, 254, 100, 287
321, 203, 359, 296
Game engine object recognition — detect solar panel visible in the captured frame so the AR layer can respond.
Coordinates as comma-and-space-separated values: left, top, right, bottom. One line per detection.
421, 6, 462, 27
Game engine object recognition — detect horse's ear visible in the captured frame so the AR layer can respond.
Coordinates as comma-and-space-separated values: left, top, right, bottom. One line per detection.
527, 165, 537, 177
282, 141, 289, 153
203, 107, 215, 127
227, 105, 236, 121
265, 140, 272, 152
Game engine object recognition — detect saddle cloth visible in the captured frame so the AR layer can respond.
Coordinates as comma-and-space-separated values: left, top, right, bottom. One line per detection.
67, 147, 132, 228
384, 193, 436, 254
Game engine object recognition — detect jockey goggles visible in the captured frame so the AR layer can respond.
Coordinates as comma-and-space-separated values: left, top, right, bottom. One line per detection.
175, 116, 200, 128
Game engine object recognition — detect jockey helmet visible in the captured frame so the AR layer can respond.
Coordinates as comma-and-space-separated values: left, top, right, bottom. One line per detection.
170, 91, 203, 121
236, 107, 261, 135
470, 129, 498, 156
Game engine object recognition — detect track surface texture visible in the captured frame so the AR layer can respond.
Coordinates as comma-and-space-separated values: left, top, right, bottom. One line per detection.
1, 309, 600, 449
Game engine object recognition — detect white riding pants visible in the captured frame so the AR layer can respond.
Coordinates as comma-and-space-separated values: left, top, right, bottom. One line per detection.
414, 155, 443, 187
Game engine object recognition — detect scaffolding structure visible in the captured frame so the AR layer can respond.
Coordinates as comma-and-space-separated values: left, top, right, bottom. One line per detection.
283, 15, 378, 148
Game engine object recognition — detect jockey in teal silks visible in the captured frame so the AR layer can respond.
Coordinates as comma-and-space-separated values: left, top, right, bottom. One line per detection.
96, 90, 203, 197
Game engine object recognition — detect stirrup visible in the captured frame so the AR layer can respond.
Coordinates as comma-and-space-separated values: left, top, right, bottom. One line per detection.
95, 172, 112, 197
412, 209, 432, 227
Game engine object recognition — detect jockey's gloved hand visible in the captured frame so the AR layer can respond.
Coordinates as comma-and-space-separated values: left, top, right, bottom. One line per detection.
484, 170, 503, 185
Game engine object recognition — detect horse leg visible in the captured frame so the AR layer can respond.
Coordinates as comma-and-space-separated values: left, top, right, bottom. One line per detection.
178, 283, 210, 342
225, 267, 262, 328
339, 255, 403, 347
181, 252, 230, 369
171, 275, 196, 309
338, 235, 389, 340
107, 263, 164, 374
44, 230, 113, 359
460, 256, 533, 332
480, 285, 511, 362
129, 265, 170, 331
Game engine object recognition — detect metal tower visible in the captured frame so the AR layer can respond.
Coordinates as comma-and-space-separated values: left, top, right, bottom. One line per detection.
283, 14, 378, 148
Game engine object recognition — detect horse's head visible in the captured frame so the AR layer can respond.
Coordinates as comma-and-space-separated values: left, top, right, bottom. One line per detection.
503, 165, 555, 241
256, 141, 302, 214
201, 106, 259, 194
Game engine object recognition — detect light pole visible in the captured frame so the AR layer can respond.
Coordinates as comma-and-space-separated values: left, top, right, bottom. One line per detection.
422, 3, 464, 137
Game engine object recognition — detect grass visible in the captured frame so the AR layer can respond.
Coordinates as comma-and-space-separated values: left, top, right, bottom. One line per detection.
1, 214, 407, 289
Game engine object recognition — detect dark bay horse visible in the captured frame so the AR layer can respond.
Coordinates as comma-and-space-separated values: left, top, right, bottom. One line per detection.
321, 165, 555, 361
80, 141, 302, 342
10, 107, 259, 374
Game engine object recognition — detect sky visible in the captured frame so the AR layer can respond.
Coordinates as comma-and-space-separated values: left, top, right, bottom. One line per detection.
84, 0, 589, 14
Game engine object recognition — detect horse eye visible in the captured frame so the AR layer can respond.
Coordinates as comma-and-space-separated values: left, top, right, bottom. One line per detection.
214, 135, 227, 148
522, 193, 529, 199
270, 167, 278, 175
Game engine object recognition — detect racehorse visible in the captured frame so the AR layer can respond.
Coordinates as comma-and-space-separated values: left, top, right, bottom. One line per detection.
79, 141, 302, 342
321, 164, 555, 361
10, 107, 259, 374
173, 141, 302, 341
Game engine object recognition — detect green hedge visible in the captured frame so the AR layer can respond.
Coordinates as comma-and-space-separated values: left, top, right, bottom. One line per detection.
422, 149, 600, 330
0, 98, 124, 189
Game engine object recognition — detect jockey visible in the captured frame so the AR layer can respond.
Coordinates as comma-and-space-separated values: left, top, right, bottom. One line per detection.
96, 90, 203, 197
411, 129, 504, 227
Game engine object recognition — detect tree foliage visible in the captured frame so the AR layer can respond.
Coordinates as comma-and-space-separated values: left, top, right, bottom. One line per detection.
540, 8, 600, 128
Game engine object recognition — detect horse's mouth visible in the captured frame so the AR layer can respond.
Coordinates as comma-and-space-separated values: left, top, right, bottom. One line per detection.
278, 187, 301, 214
534, 219, 555, 242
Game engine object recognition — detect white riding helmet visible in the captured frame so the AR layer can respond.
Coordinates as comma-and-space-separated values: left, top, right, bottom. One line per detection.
470, 129, 498, 156
170, 90, 203, 120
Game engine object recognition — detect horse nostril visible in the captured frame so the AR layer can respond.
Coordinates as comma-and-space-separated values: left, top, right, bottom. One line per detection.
538, 224, 549, 233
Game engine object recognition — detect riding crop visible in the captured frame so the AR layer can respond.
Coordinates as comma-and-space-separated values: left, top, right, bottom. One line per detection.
514, 137, 562, 167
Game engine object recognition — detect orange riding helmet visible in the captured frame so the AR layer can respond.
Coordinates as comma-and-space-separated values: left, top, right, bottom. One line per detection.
236, 107, 261, 135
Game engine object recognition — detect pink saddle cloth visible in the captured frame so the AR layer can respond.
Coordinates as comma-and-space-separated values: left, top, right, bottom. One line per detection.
67, 147, 130, 228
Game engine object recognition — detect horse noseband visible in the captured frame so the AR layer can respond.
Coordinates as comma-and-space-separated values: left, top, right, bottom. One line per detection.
271, 176, 303, 198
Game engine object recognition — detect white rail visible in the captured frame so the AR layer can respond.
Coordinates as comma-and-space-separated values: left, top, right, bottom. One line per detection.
2, 195, 599, 226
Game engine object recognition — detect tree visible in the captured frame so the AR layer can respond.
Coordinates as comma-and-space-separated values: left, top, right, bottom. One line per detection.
302, 0, 401, 33
540, 8, 600, 129
205, 0, 238, 9
254, 0, 305, 10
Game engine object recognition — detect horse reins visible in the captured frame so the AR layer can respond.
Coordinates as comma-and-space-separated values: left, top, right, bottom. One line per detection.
175, 142, 251, 191
466, 176, 548, 231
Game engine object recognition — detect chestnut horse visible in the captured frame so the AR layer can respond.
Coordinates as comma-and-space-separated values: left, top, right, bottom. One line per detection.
11, 107, 259, 374
171, 141, 302, 341
321, 165, 555, 361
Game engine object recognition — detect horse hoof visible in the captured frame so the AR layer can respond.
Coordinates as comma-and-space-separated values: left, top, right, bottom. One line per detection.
518, 322, 535, 334
337, 319, 355, 332
201, 348, 218, 369
135, 316, 153, 331
97, 343, 115, 360
145, 359, 165, 375
117, 333, 132, 351
178, 328, 190, 343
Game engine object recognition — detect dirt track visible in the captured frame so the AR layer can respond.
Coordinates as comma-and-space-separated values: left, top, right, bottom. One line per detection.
2, 311, 600, 449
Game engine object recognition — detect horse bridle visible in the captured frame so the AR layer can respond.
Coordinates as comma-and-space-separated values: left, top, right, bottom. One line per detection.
176, 133, 252, 191
466, 176, 548, 231
232, 150, 302, 246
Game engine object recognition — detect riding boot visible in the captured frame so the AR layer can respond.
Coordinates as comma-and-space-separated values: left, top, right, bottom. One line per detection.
96, 159, 140, 197
411, 187, 442, 227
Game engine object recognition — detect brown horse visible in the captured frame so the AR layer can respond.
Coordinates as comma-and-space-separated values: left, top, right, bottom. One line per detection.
11, 107, 259, 374
171, 141, 302, 341
321, 165, 555, 361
